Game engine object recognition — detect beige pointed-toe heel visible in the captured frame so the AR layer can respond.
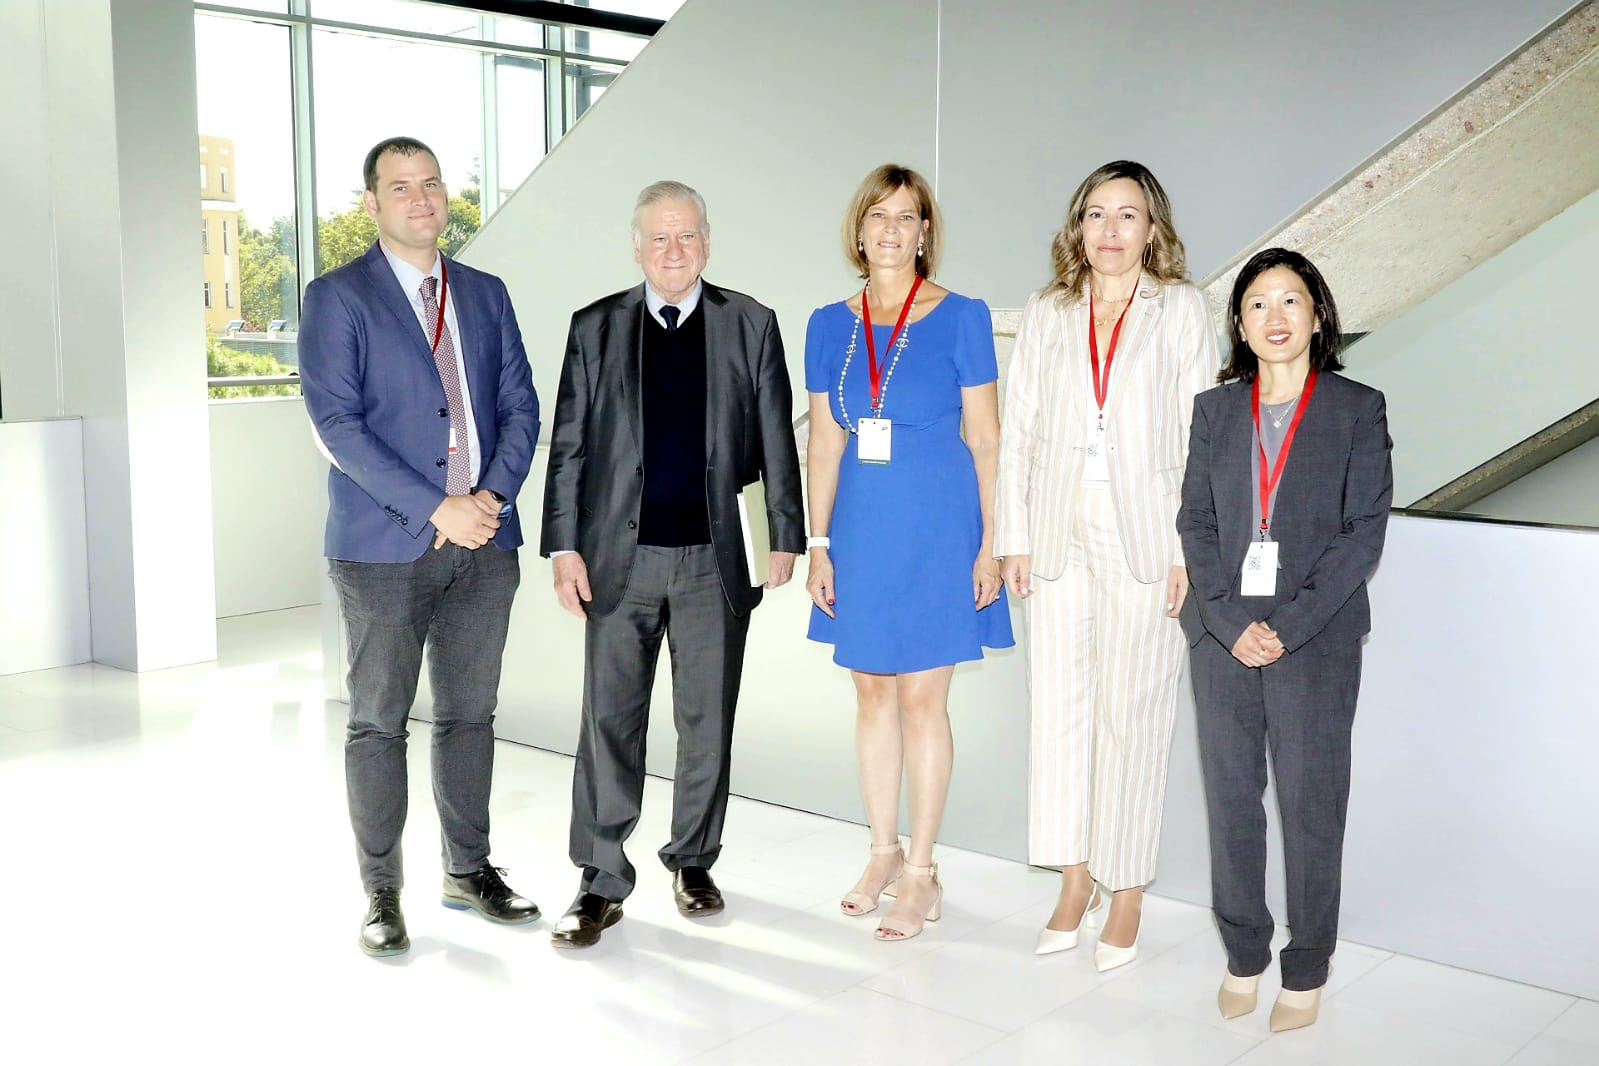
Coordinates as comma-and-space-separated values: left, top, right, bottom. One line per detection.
1035, 886, 1105, 955
1269, 986, 1322, 1032
1218, 970, 1261, 1019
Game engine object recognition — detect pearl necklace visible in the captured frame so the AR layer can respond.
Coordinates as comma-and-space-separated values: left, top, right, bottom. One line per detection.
837, 288, 918, 432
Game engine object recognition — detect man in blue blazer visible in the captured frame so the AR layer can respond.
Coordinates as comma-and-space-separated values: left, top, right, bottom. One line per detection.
299, 137, 540, 957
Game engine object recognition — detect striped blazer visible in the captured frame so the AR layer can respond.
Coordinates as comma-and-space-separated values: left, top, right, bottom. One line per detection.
995, 279, 1220, 583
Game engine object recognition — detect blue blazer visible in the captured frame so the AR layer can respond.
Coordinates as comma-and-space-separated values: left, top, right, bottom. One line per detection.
299, 242, 540, 563
1177, 371, 1392, 653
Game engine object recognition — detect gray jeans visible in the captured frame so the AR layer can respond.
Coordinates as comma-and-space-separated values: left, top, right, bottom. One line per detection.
329, 544, 520, 893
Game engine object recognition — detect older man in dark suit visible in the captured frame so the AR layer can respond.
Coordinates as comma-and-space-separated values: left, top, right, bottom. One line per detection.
541, 180, 804, 948
300, 137, 540, 957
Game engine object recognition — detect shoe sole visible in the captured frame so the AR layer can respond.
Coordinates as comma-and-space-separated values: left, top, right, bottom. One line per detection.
550, 907, 623, 950
441, 896, 541, 925
359, 938, 410, 958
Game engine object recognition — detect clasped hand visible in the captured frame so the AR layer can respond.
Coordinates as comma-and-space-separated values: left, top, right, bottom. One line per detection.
1231, 620, 1284, 668
430, 491, 502, 551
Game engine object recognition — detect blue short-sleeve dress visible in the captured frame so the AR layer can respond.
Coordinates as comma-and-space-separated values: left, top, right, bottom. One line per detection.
804, 291, 1015, 673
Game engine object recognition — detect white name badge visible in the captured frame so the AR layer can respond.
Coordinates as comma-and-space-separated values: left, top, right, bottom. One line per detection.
1241, 539, 1279, 597
448, 426, 458, 455
858, 417, 892, 464
1081, 414, 1110, 482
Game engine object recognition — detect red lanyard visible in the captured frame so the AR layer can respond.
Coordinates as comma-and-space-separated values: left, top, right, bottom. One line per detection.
1252, 369, 1318, 537
862, 276, 922, 412
429, 258, 449, 355
1089, 276, 1137, 414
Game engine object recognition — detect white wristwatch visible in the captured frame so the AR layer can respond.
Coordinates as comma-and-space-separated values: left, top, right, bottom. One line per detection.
806, 536, 831, 550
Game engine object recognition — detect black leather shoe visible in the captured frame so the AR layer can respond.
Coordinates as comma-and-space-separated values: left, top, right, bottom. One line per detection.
360, 887, 409, 957
550, 892, 623, 950
672, 866, 725, 918
441, 864, 540, 924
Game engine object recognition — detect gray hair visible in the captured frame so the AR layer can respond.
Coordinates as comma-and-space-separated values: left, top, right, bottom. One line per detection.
631, 180, 709, 239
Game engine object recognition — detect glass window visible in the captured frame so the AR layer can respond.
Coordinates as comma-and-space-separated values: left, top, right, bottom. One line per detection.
200, 163, 208, 189
220, 167, 229, 194
494, 55, 547, 206
196, 12, 300, 398
310, 0, 484, 39
202, 220, 210, 254
311, 27, 485, 274
564, 26, 647, 63
570, 1, 686, 17
567, 61, 622, 126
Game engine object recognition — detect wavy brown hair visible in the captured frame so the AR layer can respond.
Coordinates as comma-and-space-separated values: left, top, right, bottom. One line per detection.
1044, 160, 1187, 304
841, 163, 941, 280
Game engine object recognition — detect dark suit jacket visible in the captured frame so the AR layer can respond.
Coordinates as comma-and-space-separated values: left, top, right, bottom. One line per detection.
1177, 372, 1392, 653
540, 281, 805, 618
300, 242, 540, 562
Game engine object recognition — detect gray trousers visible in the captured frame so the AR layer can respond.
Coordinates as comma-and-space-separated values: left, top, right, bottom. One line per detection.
329, 544, 520, 893
570, 544, 749, 901
1190, 632, 1361, 991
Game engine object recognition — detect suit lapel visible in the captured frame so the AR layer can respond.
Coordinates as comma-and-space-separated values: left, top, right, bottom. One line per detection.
699, 282, 730, 466
615, 286, 645, 455
445, 257, 491, 432
1101, 279, 1161, 424
1217, 383, 1257, 569
360, 244, 434, 365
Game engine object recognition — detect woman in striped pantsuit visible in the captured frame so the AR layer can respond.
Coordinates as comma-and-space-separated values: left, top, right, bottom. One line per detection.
996, 161, 1218, 970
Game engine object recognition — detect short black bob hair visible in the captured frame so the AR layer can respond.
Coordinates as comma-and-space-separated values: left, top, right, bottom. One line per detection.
363, 136, 438, 193
1221, 247, 1345, 384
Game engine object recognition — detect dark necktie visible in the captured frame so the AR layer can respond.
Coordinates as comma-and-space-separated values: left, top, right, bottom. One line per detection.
660, 304, 680, 333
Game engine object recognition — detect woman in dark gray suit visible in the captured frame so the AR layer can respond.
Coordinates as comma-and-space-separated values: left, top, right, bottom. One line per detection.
1177, 248, 1392, 1033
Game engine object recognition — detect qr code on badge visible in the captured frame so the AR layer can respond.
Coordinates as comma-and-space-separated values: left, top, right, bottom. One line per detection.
1245, 554, 1262, 571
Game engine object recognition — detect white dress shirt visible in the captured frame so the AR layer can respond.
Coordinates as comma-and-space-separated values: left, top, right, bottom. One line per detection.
380, 241, 482, 486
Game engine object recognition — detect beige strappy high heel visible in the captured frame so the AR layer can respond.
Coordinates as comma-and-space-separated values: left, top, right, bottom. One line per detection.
874, 861, 941, 941
840, 842, 904, 916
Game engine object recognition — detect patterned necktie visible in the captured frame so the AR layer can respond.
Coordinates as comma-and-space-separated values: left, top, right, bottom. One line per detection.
660, 304, 680, 333
420, 274, 471, 495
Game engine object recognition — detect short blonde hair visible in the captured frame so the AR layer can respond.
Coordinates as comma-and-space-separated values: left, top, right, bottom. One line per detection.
841, 164, 941, 280
1045, 160, 1188, 304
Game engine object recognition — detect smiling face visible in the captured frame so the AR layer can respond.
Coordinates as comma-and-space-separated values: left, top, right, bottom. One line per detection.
363, 148, 447, 260
1080, 177, 1153, 282
1237, 265, 1320, 371
633, 197, 709, 303
857, 185, 928, 274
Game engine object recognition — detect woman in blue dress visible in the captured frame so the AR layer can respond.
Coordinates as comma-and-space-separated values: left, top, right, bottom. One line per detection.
804, 164, 1014, 941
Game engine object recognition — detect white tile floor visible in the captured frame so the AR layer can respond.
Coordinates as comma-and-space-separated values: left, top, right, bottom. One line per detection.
1, 606, 1593, 1065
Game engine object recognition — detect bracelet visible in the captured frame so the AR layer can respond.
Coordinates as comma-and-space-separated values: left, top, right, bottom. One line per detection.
806, 536, 831, 550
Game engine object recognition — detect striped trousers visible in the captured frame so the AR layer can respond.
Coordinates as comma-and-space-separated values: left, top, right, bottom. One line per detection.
1025, 482, 1186, 889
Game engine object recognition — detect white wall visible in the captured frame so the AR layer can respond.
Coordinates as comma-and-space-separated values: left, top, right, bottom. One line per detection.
1, 0, 217, 671
208, 399, 327, 618
1345, 186, 1599, 507
0, 420, 91, 676
462, 0, 938, 420
465, 0, 1580, 425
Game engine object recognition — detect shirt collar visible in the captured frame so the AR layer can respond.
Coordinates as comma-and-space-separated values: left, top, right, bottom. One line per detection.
643, 279, 703, 327
378, 240, 442, 297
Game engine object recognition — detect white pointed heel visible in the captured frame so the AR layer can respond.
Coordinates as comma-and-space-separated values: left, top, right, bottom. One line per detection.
1034, 886, 1105, 955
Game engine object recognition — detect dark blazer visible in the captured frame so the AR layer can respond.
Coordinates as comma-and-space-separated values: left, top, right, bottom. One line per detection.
300, 242, 540, 563
1177, 372, 1392, 653
540, 281, 805, 618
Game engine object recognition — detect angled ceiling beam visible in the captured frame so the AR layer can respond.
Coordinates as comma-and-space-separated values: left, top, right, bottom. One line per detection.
1409, 397, 1599, 510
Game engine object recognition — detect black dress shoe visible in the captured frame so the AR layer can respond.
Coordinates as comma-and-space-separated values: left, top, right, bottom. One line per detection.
360, 887, 409, 957
672, 866, 725, 918
441, 864, 540, 924
550, 892, 623, 950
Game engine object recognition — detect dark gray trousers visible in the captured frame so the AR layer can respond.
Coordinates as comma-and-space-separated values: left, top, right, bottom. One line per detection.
329, 544, 520, 893
1190, 632, 1361, 991
570, 544, 749, 901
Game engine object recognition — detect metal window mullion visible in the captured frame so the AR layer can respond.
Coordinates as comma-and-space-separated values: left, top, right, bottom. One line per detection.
480, 14, 500, 218
545, 20, 566, 150
289, 0, 320, 293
